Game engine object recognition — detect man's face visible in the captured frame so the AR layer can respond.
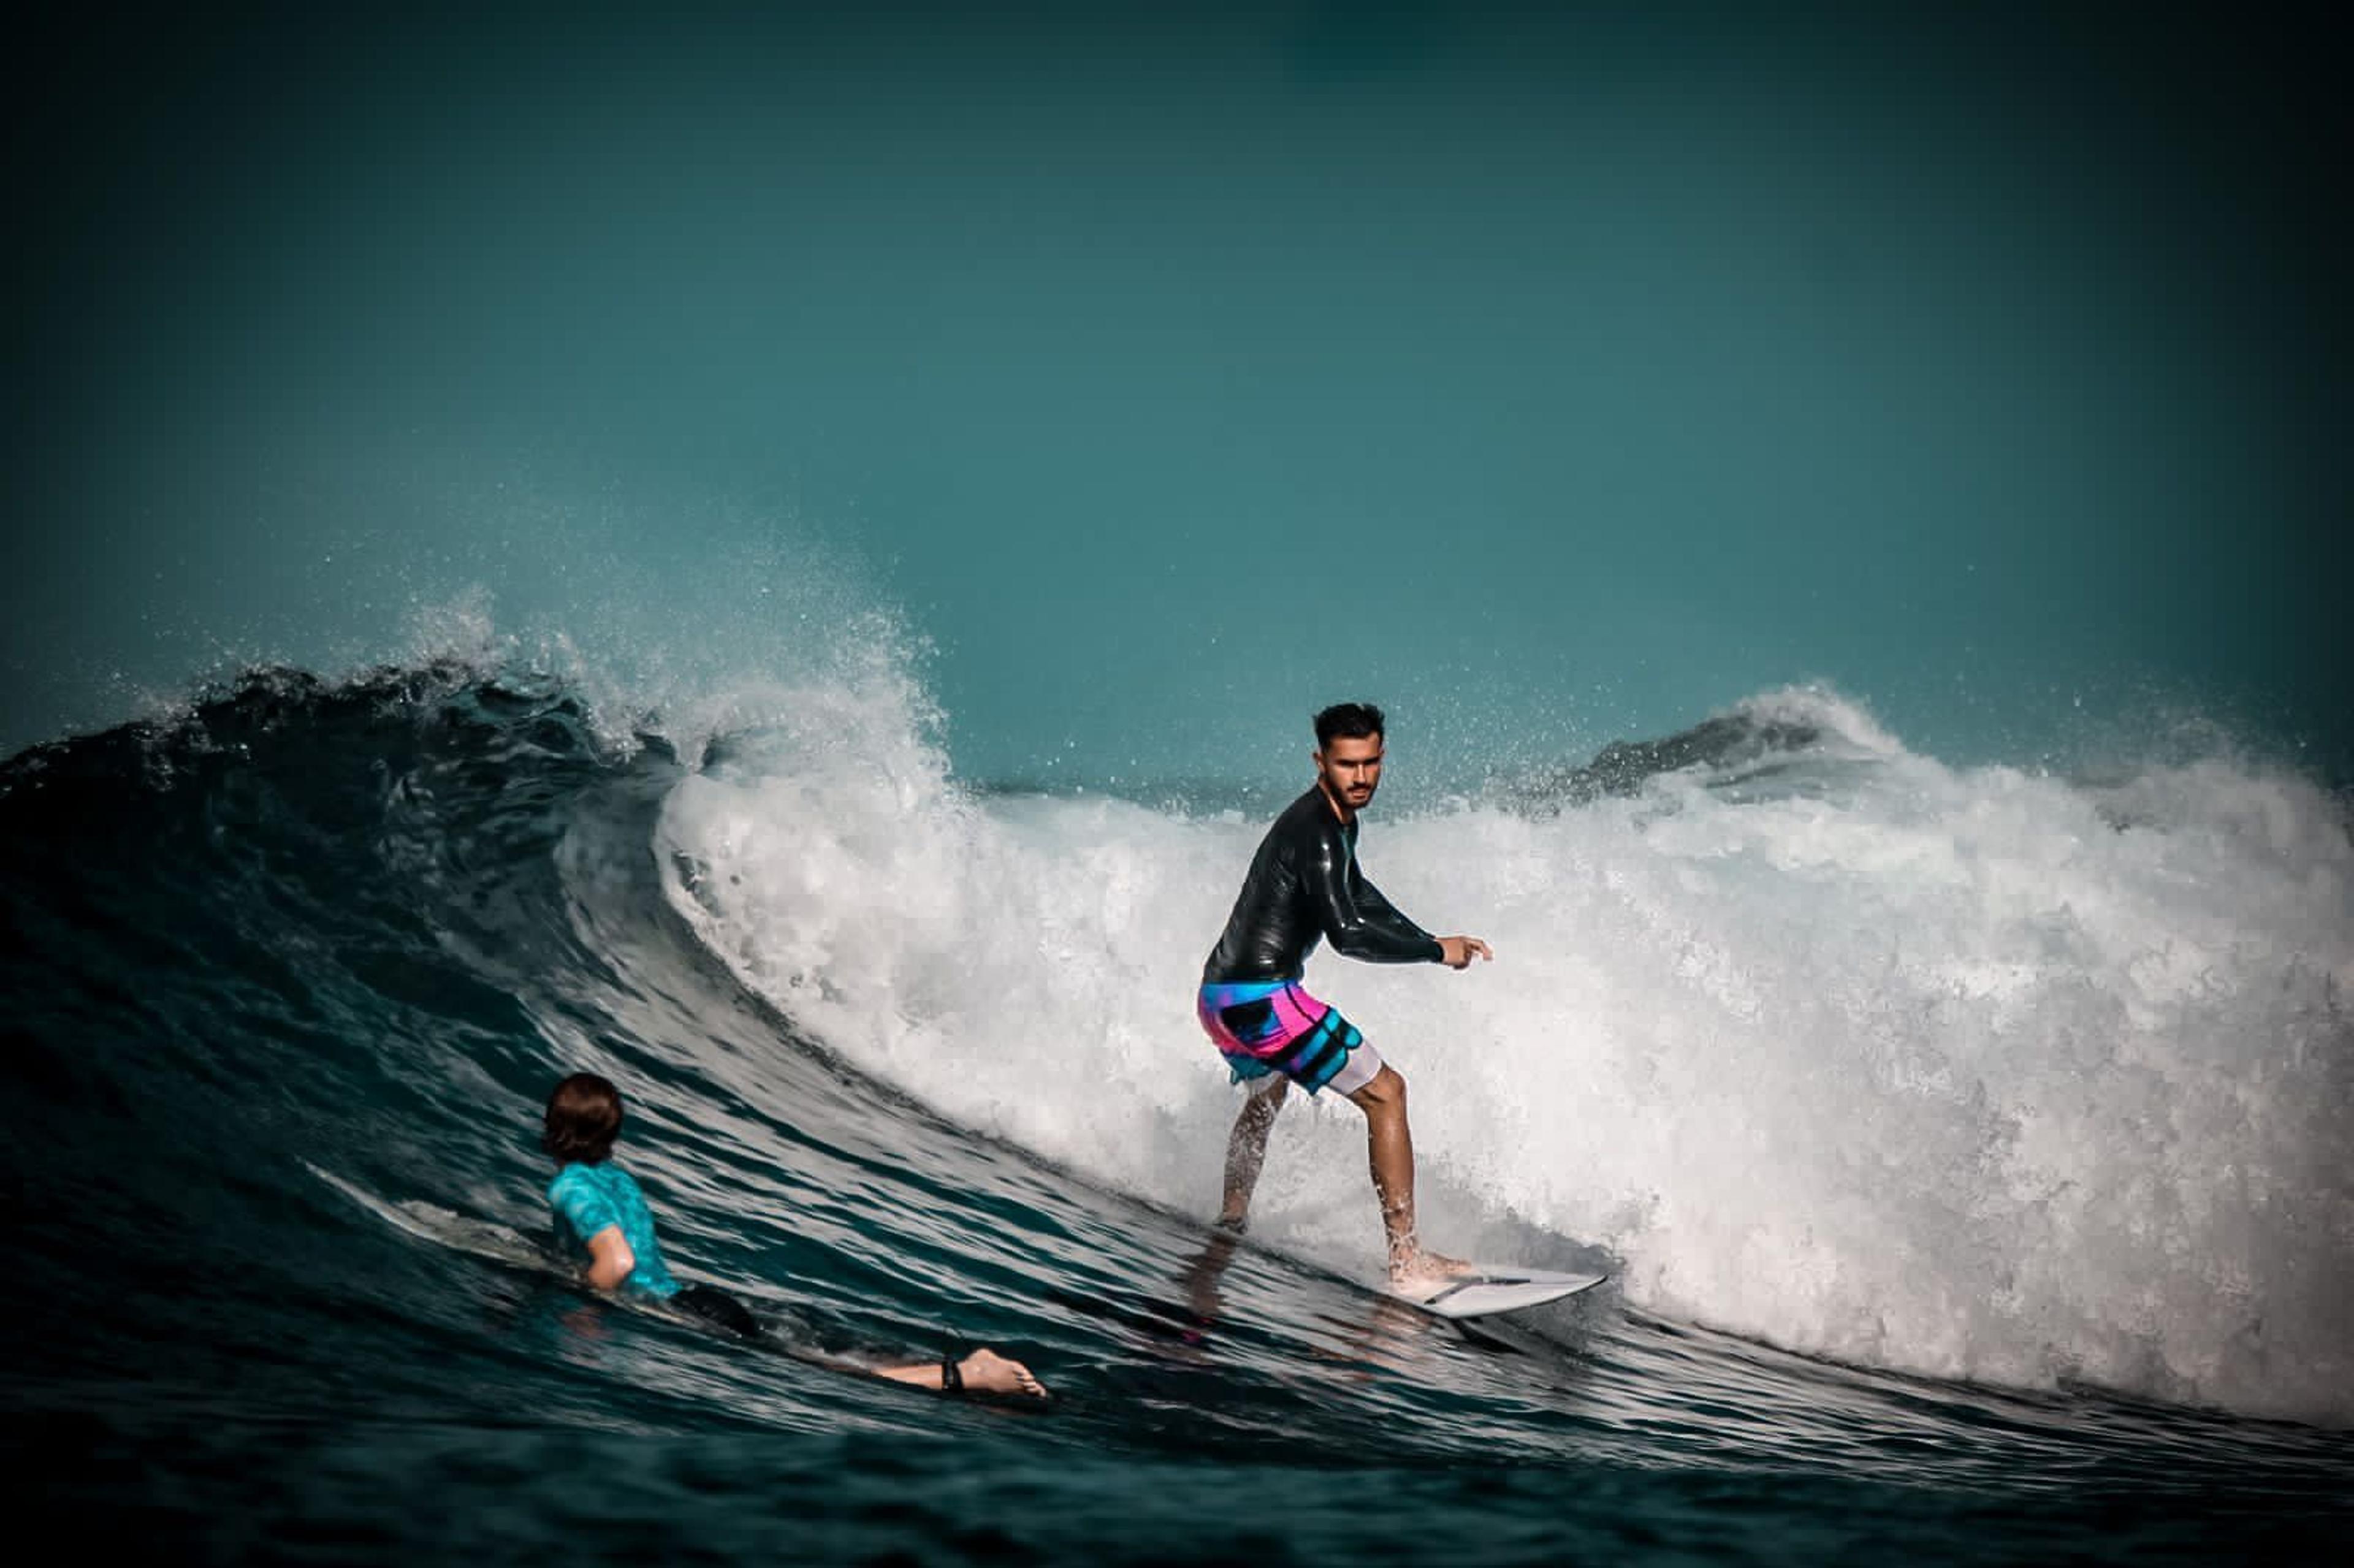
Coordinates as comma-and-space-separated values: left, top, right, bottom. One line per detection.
1315, 733, 1385, 812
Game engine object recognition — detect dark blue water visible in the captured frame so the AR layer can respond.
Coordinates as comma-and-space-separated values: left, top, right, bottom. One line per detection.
3, 668, 2346, 1562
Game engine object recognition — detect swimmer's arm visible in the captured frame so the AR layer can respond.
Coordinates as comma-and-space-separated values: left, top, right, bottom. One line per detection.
581, 1224, 636, 1292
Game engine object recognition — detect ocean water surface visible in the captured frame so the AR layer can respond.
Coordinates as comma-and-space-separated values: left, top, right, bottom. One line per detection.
2, 653, 2346, 1562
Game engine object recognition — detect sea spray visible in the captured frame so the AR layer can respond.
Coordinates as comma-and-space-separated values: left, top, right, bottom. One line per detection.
661, 683, 2354, 1425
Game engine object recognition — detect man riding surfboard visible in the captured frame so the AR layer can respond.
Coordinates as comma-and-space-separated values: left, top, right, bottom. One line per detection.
1195, 702, 1491, 1284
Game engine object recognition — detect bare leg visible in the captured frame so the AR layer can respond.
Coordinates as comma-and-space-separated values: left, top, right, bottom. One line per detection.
1346, 1064, 1466, 1283
1218, 1076, 1290, 1229
873, 1347, 1046, 1398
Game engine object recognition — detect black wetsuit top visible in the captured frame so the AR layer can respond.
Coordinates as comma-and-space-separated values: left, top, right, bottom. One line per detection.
1203, 786, 1444, 984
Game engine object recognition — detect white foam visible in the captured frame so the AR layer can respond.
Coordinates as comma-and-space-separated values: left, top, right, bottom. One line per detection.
658, 681, 2354, 1426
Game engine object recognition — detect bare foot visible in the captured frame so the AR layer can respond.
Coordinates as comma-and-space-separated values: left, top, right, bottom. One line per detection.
958, 1347, 1048, 1398
1388, 1249, 1476, 1288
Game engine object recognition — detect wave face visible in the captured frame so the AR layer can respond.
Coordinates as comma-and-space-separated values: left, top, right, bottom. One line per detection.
2, 658, 2349, 1560
665, 681, 2354, 1425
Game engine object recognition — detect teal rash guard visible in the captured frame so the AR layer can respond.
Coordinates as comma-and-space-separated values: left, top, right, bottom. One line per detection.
547, 1161, 682, 1300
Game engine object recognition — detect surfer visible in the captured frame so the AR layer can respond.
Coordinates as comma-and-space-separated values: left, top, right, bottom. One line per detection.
540, 1073, 1046, 1398
1197, 702, 1491, 1285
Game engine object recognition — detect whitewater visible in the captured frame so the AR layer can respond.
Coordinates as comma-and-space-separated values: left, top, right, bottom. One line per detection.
657, 662, 2354, 1428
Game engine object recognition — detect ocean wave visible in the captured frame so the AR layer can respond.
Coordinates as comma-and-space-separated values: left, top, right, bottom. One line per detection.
4, 654, 2349, 1437
664, 679, 2354, 1425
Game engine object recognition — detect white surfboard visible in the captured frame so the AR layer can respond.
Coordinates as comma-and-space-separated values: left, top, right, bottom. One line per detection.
309, 1162, 554, 1273
306, 1162, 748, 1336
1386, 1265, 1607, 1320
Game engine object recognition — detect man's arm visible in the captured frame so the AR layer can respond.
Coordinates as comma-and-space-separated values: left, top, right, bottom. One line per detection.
1307, 829, 1445, 964
1362, 885, 1492, 968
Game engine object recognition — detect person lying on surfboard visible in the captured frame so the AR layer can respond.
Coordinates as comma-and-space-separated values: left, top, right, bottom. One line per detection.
539, 1072, 1046, 1398
1196, 701, 1490, 1287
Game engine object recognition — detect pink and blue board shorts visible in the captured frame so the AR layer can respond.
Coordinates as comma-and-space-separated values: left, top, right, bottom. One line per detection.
1196, 980, 1383, 1097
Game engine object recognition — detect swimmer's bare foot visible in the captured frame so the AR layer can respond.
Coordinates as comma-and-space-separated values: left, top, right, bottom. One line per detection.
958, 1347, 1048, 1398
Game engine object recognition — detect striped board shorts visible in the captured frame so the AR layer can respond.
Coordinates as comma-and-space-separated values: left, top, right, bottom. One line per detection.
1195, 980, 1383, 1097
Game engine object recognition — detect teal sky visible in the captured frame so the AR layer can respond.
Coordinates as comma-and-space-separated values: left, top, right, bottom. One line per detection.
8, 4, 2345, 786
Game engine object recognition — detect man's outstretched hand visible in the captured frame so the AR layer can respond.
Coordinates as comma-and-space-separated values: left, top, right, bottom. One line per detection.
1438, 936, 1493, 970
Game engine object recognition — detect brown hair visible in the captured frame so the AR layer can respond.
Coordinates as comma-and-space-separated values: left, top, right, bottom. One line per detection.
542, 1073, 623, 1165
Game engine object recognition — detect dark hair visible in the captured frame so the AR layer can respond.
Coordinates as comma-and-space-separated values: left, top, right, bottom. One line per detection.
1313, 702, 1386, 750
543, 1073, 623, 1165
